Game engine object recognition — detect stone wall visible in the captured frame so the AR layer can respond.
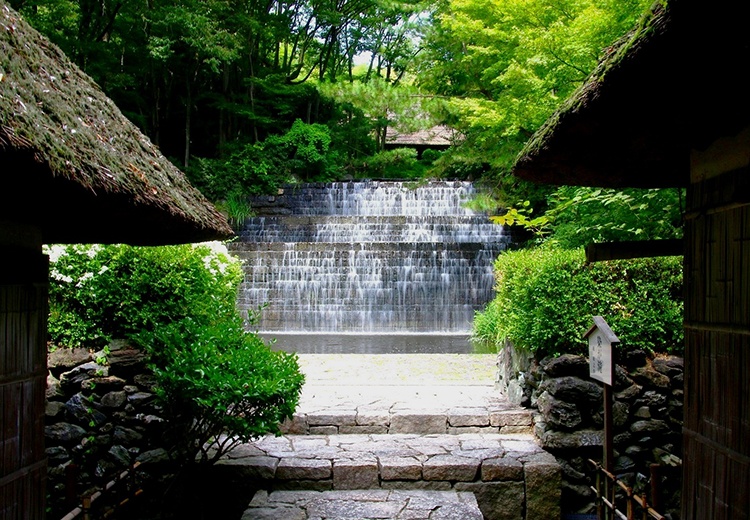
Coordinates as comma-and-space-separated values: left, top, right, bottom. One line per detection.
45, 340, 168, 517
496, 343, 684, 517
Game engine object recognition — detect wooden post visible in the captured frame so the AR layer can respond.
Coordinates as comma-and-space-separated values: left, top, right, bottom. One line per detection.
584, 317, 620, 520
604, 383, 614, 473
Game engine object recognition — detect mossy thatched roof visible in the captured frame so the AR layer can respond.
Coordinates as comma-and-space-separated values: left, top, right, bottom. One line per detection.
513, 1, 750, 188
0, 2, 233, 245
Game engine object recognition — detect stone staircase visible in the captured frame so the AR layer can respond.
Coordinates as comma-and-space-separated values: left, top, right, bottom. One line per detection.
216, 354, 561, 520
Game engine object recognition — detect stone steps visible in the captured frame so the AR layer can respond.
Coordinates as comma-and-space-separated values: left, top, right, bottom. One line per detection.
222, 432, 559, 520
281, 400, 533, 437
242, 489, 484, 520
230, 356, 560, 520
280, 385, 534, 437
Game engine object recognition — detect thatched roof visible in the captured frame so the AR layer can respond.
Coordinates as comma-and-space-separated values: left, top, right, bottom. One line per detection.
513, 1, 750, 188
0, 3, 233, 245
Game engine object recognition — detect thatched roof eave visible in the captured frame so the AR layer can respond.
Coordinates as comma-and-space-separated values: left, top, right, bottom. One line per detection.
0, 3, 232, 245
512, 1, 750, 189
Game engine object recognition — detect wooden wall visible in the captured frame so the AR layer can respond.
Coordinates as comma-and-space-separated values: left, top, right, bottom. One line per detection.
0, 248, 47, 520
683, 166, 750, 519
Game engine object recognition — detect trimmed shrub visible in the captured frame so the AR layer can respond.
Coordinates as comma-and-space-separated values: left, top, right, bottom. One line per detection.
473, 247, 683, 357
138, 314, 303, 465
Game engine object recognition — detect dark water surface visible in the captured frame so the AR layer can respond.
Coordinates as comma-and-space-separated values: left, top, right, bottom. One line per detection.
261, 333, 489, 354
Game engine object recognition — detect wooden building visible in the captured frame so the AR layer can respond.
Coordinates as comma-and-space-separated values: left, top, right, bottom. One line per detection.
0, 3, 232, 518
385, 125, 460, 159
513, 1, 749, 518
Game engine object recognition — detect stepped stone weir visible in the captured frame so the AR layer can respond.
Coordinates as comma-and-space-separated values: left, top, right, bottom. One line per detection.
230, 181, 508, 333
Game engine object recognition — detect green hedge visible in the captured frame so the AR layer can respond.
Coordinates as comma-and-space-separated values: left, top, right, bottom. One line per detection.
473, 247, 683, 357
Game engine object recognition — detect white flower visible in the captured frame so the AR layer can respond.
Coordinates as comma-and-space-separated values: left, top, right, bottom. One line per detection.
44, 245, 68, 263
51, 271, 73, 283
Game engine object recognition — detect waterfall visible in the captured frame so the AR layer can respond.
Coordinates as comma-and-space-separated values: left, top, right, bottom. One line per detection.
229, 181, 507, 333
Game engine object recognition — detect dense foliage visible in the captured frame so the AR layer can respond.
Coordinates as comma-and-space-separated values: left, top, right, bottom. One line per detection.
47, 243, 242, 347
473, 247, 684, 357
488, 186, 685, 248
15, 0, 656, 210
14, 0, 434, 202
47, 243, 304, 465
140, 314, 304, 465
416, 0, 653, 204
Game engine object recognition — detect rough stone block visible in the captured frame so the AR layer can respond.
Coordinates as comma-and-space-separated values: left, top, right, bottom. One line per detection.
499, 425, 533, 434
333, 457, 380, 489
455, 481, 525, 520
390, 413, 447, 434
524, 454, 561, 520
291, 437, 328, 450
422, 454, 479, 482
356, 410, 390, 426
276, 457, 332, 481
378, 456, 422, 480
241, 506, 306, 520
541, 429, 603, 450
381, 480, 452, 491
216, 455, 279, 479
539, 376, 602, 404
309, 425, 339, 435
448, 426, 490, 434
306, 498, 404, 519
339, 424, 388, 434
224, 443, 266, 459
490, 410, 532, 427
481, 457, 523, 482
448, 408, 490, 427
307, 410, 356, 427
429, 502, 484, 520
279, 415, 308, 435
536, 391, 582, 429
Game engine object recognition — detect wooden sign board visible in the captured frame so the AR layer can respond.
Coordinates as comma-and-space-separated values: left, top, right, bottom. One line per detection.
583, 316, 619, 386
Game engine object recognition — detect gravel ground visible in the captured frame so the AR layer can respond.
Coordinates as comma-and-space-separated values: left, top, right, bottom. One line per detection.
296, 353, 497, 386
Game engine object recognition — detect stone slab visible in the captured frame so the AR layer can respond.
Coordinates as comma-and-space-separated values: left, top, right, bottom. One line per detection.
242, 490, 483, 520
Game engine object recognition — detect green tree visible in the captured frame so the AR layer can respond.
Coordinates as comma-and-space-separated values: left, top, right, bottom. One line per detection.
416, 0, 652, 202
320, 77, 443, 151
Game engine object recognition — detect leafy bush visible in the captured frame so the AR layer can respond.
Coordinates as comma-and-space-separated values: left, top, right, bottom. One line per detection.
261, 119, 342, 182
420, 148, 443, 164
47, 243, 242, 348
473, 247, 683, 357
138, 313, 303, 465
47, 242, 304, 467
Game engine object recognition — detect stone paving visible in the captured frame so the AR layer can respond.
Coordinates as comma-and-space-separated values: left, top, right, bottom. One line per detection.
230, 354, 561, 519
243, 490, 484, 520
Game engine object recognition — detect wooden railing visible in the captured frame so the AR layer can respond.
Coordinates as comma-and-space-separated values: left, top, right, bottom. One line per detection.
60, 462, 142, 520
588, 459, 667, 520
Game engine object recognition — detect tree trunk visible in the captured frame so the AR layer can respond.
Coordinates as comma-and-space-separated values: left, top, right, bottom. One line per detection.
184, 78, 191, 169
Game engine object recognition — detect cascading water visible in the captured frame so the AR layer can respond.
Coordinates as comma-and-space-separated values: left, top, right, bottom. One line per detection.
229, 181, 508, 340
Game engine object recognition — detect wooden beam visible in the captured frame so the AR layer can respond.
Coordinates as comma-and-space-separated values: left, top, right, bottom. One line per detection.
585, 239, 684, 262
